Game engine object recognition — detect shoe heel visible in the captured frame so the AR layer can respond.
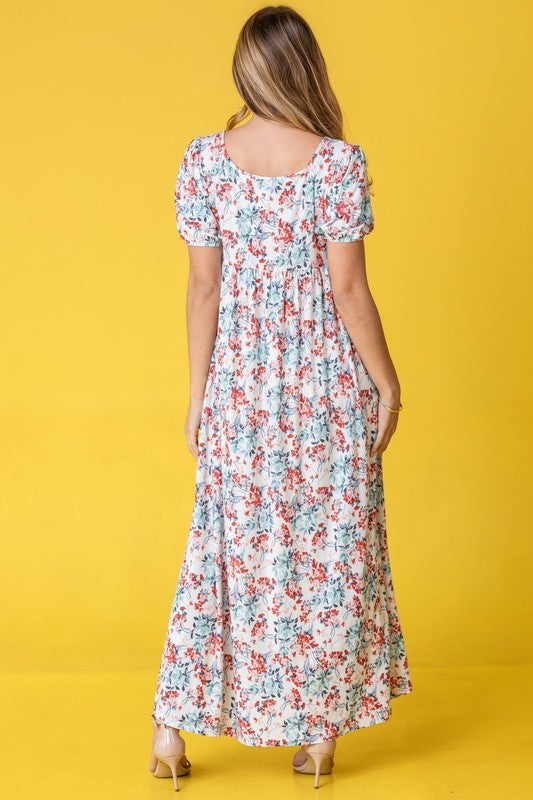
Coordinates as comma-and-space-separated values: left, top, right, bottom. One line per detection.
304, 740, 336, 788
158, 755, 181, 791
308, 752, 327, 789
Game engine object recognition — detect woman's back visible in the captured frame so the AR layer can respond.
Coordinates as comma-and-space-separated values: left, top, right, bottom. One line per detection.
175, 129, 375, 248
222, 125, 326, 179
175, 128, 378, 409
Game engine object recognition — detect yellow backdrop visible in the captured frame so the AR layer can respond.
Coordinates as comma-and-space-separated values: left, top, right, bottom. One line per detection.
1, 0, 531, 732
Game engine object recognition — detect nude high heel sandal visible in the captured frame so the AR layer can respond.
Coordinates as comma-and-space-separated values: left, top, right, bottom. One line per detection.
151, 716, 192, 790
292, 739, 337, 788
149, 714, 172, 777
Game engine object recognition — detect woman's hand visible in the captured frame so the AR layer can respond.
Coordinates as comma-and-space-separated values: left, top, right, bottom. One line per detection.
184, 402, 203, 459
369, 390, 401, 457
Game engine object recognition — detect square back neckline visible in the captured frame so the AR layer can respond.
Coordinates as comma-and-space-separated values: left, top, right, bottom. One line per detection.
219, 129, 328, 181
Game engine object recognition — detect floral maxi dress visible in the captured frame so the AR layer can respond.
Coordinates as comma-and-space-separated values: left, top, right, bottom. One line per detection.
151, 130, 413, 747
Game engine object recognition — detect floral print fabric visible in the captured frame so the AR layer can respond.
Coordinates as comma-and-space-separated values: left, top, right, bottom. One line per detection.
151, 130, 412, 746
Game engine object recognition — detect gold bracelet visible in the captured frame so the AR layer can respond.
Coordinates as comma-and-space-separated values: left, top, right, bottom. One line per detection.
378, 395, 403, 413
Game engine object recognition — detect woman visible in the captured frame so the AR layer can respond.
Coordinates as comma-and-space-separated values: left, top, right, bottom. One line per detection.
149, 5, 412, 790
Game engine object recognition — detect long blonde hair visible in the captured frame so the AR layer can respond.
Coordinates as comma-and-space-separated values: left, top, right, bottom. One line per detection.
226, 6, 345, 140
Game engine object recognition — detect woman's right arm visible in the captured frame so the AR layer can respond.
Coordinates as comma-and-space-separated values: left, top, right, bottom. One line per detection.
184, 244, 222, 458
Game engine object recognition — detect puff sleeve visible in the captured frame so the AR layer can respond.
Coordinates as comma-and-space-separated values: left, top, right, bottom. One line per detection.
316, 143, 374, 242
174, 137, 222, 246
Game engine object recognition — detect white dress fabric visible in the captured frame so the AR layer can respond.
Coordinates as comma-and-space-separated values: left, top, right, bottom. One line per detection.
151, 130, 413, 746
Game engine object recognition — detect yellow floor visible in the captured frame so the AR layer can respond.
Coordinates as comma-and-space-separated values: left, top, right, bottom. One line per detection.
1, 664, 531, 799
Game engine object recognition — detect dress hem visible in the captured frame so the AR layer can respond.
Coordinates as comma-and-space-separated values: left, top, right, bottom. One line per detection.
152, 684, 413, 748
